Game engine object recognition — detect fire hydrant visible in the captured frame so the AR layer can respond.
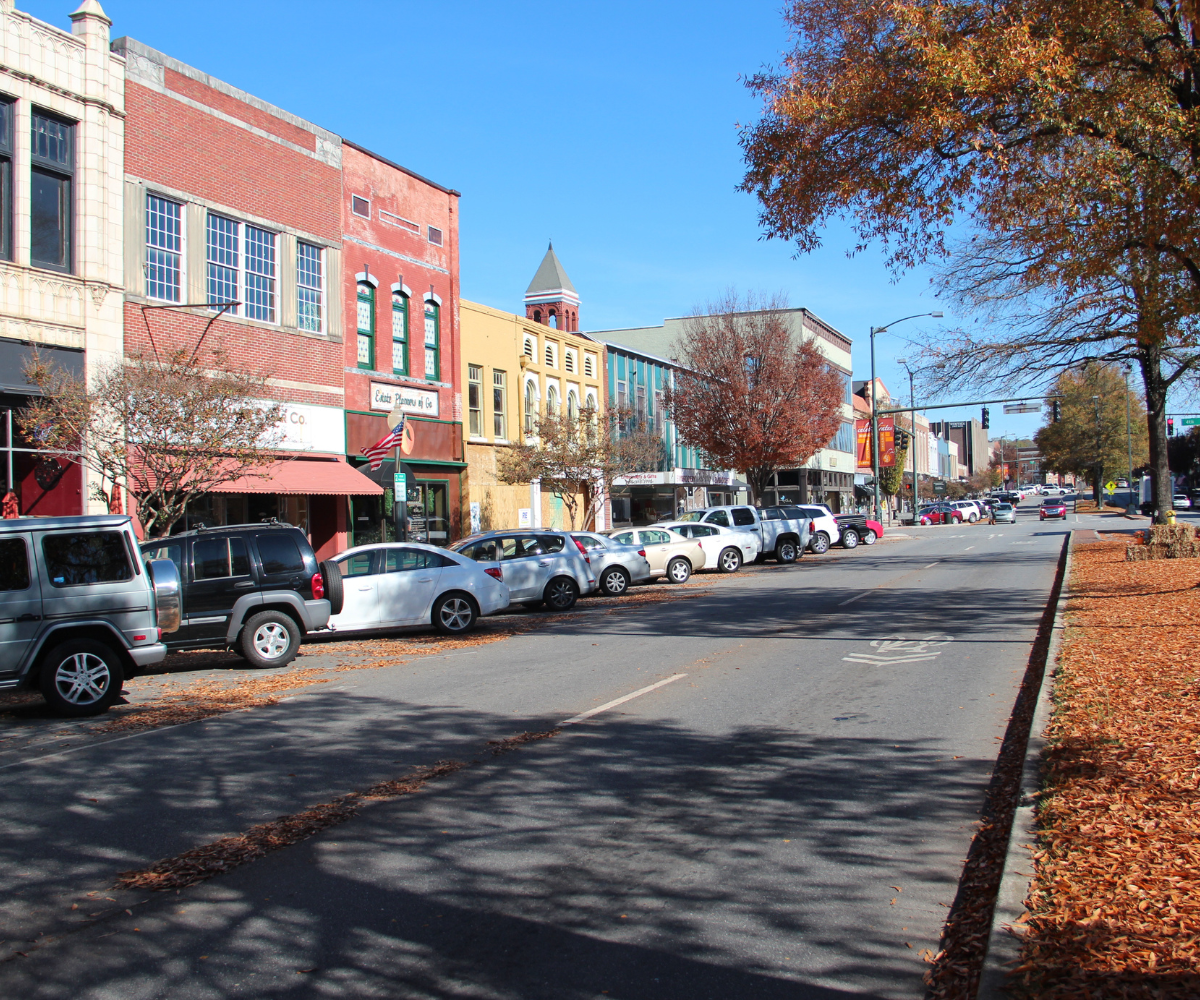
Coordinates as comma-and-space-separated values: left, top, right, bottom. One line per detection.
1167, 509, 1177, 526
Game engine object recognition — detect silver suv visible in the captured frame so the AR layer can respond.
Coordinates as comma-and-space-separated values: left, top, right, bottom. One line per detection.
0, 515, 180, 717
450, 531, 597, 610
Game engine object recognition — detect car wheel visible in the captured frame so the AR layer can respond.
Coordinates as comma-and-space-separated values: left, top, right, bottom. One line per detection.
544, 576, 580, 611
599, 566, 631, 596
240, 610, 300, 668
718, 547, 742, 573
809, 532, 830, 555
38, 639, 124, 717
433, 592, 477, 634
666, 557, 691, 584
319, 559, 344, 615
862, 529, 877, 545
968, 513, 978, 523
841, 529, 860, 549
775, 540, 798, 563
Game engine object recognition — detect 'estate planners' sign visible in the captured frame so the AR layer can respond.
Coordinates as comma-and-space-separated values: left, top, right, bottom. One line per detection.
370, 381, 439, 417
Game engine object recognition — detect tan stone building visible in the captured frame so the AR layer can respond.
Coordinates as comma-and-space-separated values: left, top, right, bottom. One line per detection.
460, 294, 605, 533
0, 0, 125, 515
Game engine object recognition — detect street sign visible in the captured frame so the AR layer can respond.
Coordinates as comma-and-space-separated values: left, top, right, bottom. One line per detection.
1003, 403, 1040, 414
1182, 417, 1200, 426
932, 481, 947, 494
1105, 481, 1116, 493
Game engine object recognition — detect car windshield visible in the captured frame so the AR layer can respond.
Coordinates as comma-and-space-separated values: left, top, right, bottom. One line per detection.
996, 504, 1013, 511
674, 512, 705, 522
1043, 499, 1061, 506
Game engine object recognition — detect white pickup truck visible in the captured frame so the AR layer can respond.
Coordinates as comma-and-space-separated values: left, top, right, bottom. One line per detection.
672, 505, 812, 563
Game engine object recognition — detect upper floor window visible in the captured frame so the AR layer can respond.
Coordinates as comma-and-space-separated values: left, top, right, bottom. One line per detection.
352, 195, 370, 218
206, 214, 239, 308
493, 370, 507, 438
146, 194, 182, 302
468, 364, 483, 436
0, 100, 12, 262
297, 242, 323, 332
391, 291, 408, 375
564, 348, 577, 374
30, 111, 74, 273
427, 225, 443, 246
546, 384, 559, 414
544, 342, 557, 368
583, 353, 596, 378
243, 225, 276, 322
523, 336, 535, 358
356, 283, 375, 368
423, 300, 440, 381
524, 380, 537, 435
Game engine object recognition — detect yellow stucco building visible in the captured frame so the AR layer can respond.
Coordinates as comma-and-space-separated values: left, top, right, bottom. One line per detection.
460, 296, 606, 533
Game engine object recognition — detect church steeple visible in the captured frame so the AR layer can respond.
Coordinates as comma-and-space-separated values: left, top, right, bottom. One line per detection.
524, 242, 580, 331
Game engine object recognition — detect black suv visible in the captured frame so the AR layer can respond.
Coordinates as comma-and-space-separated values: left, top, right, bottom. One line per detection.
141, 523, 343, 668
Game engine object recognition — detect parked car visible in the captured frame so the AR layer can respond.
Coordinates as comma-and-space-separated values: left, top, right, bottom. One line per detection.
2, 515, 180, 716
141, 522, 337, 668
326, 542, 509, 635
1173, 494, 1192, 510
1040, 498, 1068, 520
991, 503, 1016, 524
949, 500, 983, 523
657, 520, 758, 573
833, 513, 884, 547
918, 504, 964, 526
606, 527, 705, 583
672, 505, 810, 562
570, 532, 652, 596
449, 530, 597, 610
1042, 485, 1065, 495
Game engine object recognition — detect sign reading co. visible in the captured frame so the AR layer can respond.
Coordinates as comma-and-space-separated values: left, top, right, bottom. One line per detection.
370, 381, 439, 417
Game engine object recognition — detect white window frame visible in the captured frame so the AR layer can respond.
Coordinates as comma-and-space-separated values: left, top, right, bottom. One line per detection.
296, 241, 324, 334
564, 347, 577, 374
145, 192, 184, 303
468, 364, 484, 438
583, 353, 596, 378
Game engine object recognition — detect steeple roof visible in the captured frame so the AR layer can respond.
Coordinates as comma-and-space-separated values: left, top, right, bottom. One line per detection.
525, 242, 577, 296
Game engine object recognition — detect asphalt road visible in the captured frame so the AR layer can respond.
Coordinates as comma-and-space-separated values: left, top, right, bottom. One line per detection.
0, 503, 1075, 999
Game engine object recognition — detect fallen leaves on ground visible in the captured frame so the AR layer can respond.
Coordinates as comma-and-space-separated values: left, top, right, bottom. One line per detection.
1013, 539, 1200, 999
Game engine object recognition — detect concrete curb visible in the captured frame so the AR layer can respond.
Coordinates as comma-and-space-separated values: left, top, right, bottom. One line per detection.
976, 530, 1075, 999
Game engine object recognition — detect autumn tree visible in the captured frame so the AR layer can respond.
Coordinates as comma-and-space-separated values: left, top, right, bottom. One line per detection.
495, 406, 662, 530
1035, 365, 1149, 503
663, 293, 845, 503
21, 349, 283, 536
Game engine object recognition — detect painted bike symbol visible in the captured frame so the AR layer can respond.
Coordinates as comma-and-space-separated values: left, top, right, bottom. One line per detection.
842, 633, 953, 666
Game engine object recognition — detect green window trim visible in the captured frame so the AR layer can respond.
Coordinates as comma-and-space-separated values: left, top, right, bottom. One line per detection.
356, 283, 375, 370
423, 299, 440, 382
391, 292, 409, 376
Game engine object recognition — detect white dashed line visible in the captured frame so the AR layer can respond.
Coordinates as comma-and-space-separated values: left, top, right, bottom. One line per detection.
924, 562, 939, 569
964, 546, 975, 551
838, 591, 871, 606
559, 673, 688, 726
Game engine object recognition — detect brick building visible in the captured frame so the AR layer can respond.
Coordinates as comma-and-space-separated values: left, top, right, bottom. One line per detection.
0, 0, 125, 517
112, 36, 380, 557
338, 141, 463, 547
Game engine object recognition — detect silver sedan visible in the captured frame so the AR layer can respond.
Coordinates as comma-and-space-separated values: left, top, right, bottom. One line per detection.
571, 532, 652, 596
990, 503, 1016, 524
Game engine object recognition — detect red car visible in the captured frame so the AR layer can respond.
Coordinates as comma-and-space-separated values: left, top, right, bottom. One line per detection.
918, 504, 964, 526
1040, 498, 1068, 520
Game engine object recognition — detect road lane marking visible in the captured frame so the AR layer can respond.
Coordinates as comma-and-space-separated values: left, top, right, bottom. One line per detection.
964, 546, 975, 551
924, 562, 939, 569
843, 634, 953, 666
559, 673, 688, 726
838, 591, 871, 606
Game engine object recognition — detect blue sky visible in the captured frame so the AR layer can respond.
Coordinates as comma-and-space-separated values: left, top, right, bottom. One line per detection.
26, 0, 1093, 439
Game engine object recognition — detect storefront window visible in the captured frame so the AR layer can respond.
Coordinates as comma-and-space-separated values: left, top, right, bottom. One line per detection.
405, 481, 448, 544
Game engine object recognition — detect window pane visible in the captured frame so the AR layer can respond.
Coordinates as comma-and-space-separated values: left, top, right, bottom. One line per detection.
256, 534, 304, 575
146, 195, 182, 301
0, 537, 30, 591
230, 538, 250, 576
193, 538, 231, 580
357, 285, 373, 367
244, 225, 276, 322
141, 542, 182, 578
206, 215, 238, 308
32, 114, 70, 165
30, 170, 69, 269
339, 552, 375, 577
357, 298, 372, 332
297, 242, 323, 332
423, 302, 438, 379
493, 371, 506, 437
42, 532, 131, 587
391, 295, 407, 373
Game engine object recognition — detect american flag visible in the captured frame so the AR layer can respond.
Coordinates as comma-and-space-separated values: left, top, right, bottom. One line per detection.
361, 415, 405, 470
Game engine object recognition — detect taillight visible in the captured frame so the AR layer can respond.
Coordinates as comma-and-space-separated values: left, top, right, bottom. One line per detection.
485, 566, 503, 581
311, 572, 325, 599
573, 537, 591, 563
637, 548, 646, 558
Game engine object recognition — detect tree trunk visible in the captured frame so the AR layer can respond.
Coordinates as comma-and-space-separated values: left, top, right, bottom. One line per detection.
1137, 342, 1171, 524
747, 466, 773, 506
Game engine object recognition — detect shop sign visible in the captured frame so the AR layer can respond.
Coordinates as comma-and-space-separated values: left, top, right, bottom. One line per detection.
518, 508, 532, 528
370, 381, 439, 417
615, 471, 670, 486
263, 401, 345, 454
678, 469, 730, 486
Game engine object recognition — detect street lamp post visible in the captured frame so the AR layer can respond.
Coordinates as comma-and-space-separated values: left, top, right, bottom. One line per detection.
870, 312, 942, 522
896, 358, 918, 516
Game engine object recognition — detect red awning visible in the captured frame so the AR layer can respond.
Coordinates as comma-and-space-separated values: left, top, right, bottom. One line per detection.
209, 459, 383, 496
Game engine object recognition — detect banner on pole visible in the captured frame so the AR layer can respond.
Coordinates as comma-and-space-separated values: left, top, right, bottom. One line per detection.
855, 419, 872, 467
878, 417, 896, 467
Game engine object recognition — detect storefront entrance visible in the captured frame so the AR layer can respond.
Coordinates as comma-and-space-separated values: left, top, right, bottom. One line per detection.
406, 481, 449, 544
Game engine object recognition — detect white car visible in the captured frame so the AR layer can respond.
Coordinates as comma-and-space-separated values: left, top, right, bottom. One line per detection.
949, 500, 983, 523
657, 520, 759, 573
1173, 494, 1191, 510
327, 542, 510, 635
795, 504, 842, 554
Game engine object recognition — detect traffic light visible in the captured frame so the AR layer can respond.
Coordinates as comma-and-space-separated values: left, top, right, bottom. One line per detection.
1169, 417, 1175, 436
1051, 400, 1061, 422
981, 407, 990, 429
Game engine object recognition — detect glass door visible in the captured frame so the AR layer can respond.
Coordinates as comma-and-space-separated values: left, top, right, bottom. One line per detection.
405, 481, 449, 545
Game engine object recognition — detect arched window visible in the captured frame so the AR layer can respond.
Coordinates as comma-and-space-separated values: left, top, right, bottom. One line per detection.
356, 282, 374, 368
423, 299, 440, 381
523, 336, 534, 358
548, 310, 558, 329
585, 389, 598, 421
546, 384, 559, 414
567, 390, 579, 420
524, 380, 538, 435
391, 291, 408, 375
533, 309, 541, 324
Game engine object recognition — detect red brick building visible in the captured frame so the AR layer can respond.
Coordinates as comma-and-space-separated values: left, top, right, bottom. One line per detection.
339, 141, 463, 546
112, 36, 381, 558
